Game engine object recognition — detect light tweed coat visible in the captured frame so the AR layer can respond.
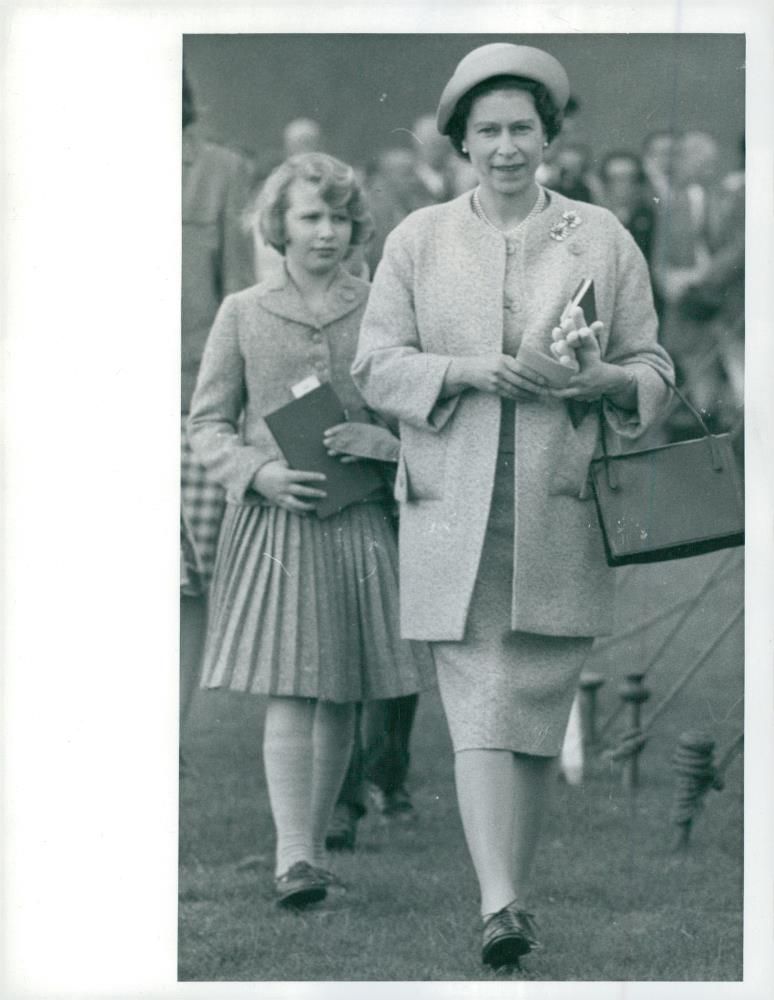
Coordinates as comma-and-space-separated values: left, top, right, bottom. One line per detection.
352, 189, 674, 641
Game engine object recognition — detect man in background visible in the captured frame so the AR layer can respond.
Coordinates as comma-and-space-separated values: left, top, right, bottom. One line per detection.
365, 147, 433, 274
599, 151, 656, 263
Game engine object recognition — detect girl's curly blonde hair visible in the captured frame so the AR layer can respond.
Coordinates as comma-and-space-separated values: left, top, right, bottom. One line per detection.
258, 152, 374, 254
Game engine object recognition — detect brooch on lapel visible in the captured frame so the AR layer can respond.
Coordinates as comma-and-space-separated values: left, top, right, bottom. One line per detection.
549, 210, 582, 242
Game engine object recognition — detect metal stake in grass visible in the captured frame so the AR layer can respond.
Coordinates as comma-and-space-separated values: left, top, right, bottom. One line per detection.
578, 670, 605, 747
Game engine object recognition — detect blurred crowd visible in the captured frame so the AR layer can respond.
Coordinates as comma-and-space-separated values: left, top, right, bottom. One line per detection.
189, 86, 745, 446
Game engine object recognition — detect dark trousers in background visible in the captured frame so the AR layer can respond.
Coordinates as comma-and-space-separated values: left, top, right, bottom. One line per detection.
337, 693, 419, 815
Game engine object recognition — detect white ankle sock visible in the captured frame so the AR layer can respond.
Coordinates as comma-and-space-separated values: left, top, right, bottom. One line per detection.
263, 697, 315, 877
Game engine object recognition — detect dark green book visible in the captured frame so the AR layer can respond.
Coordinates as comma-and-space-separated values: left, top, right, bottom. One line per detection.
264, 383, 383, 519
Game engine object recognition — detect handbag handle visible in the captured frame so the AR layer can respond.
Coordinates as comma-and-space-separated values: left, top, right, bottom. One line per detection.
597, 367, 725, 492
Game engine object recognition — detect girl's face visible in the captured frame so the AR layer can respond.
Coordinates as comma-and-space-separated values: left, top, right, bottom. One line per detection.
283, 179, 353, 277
464, 88, 546, 199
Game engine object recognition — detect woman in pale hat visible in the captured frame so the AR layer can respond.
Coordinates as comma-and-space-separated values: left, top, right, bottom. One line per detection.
353, 43, 673, 969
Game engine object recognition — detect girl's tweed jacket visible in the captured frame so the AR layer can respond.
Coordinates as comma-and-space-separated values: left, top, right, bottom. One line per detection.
188, 266, 374, 502
352, 189, 674, 641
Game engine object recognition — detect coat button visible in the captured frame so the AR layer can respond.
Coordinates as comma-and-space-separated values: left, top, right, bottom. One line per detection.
311, 332, 322, 343
506, 240, 517, 255
338, 288, 356, 302
503, 294, 516, 311
568, 243, 583, 255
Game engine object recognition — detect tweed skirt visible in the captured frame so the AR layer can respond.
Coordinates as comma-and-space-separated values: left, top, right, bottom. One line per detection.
201, 499, 436, 703
432, 449, 593, 756
181, 417, 225, 596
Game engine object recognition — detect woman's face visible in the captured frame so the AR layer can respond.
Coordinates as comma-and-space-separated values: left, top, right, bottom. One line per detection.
283, 179, 353, 277
464, 88, 546, 198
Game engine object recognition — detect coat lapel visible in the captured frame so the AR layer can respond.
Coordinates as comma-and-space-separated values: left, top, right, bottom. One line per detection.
257, 265, 368, 328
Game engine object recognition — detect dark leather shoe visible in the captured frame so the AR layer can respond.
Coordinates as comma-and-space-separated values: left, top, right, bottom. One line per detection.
274, 861, 327, 909
325, 803, 360, 851
367, 783, 418, 823
481, 903, 540, 968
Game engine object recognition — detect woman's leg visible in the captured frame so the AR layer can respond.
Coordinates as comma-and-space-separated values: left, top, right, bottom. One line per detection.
310, 700, 356, 867
454, 748, 554, 917
509, 751, 555, 908
454, 748, 518, 917
263, 696, 316, 876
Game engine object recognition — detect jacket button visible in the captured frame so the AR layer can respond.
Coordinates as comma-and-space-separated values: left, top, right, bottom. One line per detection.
503, 295, 516, 311
338, 288, 356, 302
311, 332, 322, 343
568, 243, 583, 255
506, 240, 517, 255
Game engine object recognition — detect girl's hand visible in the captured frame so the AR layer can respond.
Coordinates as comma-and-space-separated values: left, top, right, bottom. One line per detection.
446, 354, 549, 402
252, 459, 327, 514
549, 307, 632, 403
323, 422, 400, 464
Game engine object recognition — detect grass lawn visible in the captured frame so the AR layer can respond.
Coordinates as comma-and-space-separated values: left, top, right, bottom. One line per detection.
178, 550, 743, 982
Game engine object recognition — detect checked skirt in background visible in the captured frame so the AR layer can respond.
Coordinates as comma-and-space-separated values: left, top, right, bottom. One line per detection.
180, 416, 226, 597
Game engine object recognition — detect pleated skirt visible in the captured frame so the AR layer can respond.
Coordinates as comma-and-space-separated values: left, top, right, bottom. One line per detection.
201, 499, 436, 703
432, 449, 593, 756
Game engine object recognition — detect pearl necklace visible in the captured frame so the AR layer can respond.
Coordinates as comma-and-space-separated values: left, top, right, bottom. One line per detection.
472, 185, 546, 236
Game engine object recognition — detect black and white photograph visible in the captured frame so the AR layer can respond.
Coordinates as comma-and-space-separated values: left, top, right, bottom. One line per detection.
3, 3, 774, 999
179, 31, 747, 983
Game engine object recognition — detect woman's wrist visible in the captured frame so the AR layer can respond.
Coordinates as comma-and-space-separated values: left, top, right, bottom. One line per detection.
441, 358, 471, 397
604, 365, 638, 410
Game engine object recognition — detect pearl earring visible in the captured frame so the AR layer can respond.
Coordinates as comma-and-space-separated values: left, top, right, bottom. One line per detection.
461, 144, 468, 153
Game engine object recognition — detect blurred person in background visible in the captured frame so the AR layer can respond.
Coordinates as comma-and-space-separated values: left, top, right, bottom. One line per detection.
641, 129, 677, 204
640, 130, 679, 318
364, 148, 431, 274
412, 113, 457, 202
535, 93, 577, 187
181, 68, 255, 759
722, 134, 746, 194
553, 142, 597, 203
599, 151, 656, 262
651, 129, 733, 433
667, 132, 744, 444
283, 117, 323, 156
536, 97, 603, 203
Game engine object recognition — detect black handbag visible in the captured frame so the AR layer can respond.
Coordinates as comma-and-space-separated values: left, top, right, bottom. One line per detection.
588, 374, 744, 566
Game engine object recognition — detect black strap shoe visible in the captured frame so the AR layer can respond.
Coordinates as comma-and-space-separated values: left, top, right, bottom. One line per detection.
481, 903, 540, 968
274, 861, 327, 909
